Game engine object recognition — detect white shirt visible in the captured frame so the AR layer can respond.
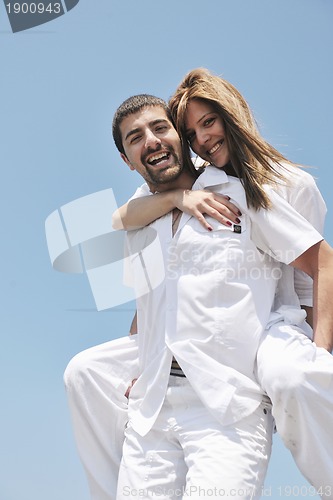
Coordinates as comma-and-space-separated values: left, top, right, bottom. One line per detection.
125, 166, 323, 436
268, 164, 326, 322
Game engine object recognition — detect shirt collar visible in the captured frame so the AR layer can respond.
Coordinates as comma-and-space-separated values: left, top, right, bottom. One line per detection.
193, 165, 229, 190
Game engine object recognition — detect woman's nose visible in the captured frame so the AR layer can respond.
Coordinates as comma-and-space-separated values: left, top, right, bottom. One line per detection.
196, 129, 209, 146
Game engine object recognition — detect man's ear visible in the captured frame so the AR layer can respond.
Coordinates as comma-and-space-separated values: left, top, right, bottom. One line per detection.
120, 153, 135, 171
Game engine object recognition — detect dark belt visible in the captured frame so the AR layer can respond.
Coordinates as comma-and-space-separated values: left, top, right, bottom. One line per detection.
170, 358, 186, 377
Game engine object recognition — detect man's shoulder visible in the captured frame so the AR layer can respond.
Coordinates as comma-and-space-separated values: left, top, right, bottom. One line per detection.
128, 183, 151, 201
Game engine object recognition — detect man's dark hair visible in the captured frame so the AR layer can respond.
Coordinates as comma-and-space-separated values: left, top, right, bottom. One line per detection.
112, 94, 173, 155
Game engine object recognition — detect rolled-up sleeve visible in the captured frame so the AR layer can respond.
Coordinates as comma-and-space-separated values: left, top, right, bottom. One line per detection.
250, 187, 323, 265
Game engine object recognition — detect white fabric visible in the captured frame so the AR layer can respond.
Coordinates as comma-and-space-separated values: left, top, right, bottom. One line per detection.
130, 164, 327, 312
64, 335, 139, 500
256, 322, 333, 491
270, 164, 326, 311
117, 377, 273, 500
64, 331, 333, 499
126, 167, 322, 437
63, 166, 330, 498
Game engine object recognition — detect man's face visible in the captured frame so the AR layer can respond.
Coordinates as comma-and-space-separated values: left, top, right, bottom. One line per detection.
120, 106, 183, 188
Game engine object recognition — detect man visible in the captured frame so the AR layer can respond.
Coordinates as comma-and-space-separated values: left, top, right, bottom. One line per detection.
64, 95, 333, 499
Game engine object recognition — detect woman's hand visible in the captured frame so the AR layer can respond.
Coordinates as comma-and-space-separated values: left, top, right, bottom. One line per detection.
173, 189, 242, 231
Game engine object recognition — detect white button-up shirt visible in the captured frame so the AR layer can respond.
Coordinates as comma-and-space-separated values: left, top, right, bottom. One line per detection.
268, 164, 326, 325
125, 166, 323, 436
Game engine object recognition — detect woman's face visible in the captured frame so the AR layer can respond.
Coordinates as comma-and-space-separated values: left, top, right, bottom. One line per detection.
184, 99, 230, 168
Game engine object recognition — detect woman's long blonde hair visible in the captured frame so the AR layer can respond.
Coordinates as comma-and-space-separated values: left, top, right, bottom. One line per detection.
169, 68, 297, 210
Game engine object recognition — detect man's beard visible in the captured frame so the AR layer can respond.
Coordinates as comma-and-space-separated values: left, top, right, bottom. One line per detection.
142, 146, 182, 186
147, 161, 182, 185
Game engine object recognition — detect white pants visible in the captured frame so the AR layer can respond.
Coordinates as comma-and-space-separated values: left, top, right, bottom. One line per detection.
256, 322, 333, 491
117, 376, 273, 500
64, 335, 139, 500
64, 325, 333, 499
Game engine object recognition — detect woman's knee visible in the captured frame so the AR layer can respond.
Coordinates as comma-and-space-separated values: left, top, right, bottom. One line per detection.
63, 349, 95, 391
258, 355, 306, 397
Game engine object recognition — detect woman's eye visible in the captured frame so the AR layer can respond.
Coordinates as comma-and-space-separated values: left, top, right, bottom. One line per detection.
186, 133, 195, 144
204, 117, 215, 127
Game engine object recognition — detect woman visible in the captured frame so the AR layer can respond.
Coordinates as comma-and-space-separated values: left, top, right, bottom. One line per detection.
113, 68, 305, 230
114, 69, 333, 492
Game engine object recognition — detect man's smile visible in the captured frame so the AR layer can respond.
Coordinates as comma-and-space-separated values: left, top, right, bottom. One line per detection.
147, 151, 171, 166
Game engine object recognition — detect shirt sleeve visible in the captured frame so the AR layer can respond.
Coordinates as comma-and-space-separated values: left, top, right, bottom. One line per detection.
119, 184, 149, 289
284, 169, 327, 305
286, 169, 327, 233
250, 187, 323, 265
128, 183, 151, 201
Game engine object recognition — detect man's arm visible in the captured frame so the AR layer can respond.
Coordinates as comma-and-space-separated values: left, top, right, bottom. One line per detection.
293, 240, 333, 351
129, 312, 137, 335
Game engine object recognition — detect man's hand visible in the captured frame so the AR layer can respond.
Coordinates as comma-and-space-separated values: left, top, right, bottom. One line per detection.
125, 378, 137, 399
129, 312, 137, 335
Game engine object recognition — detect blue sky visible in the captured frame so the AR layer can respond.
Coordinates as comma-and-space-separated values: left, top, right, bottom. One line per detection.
1, 1, 332, 498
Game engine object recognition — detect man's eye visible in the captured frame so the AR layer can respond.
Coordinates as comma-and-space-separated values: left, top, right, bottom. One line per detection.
155, 126, 167, 133
130, 135, 141, 144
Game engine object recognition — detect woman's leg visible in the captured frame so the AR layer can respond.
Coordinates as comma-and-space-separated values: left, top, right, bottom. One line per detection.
64, 335, 139, 500
257, 322, 333, 492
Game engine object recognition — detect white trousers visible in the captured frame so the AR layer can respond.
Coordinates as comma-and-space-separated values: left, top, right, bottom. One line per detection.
116, 376, 273, 500
64, 336, 139, 500
64, 324, 333, 499
256, 322, 333, 492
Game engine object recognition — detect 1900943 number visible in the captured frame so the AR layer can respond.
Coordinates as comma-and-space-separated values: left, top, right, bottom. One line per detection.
6, 3, 61, 14
278, 485, 332, 497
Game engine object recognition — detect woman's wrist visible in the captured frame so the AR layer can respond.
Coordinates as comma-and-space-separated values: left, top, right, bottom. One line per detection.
169, 188, 185, 211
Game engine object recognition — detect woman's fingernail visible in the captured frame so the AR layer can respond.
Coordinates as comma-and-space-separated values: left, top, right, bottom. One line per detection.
237, 210, 242, 216
226, 221, 232, 226
208, 227, 213, 232
236, 218, 241, 224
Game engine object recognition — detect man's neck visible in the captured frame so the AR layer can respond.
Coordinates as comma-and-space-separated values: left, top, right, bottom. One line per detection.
149, 170, 197, 194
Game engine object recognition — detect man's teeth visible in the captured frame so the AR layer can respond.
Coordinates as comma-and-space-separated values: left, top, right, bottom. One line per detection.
148, 152, 169, 165
209, 142, 223, 155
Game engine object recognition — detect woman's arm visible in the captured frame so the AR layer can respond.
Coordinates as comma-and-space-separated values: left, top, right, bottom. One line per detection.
293, 240, 333, 352
301, 305, 313, 328
112, 188, 241, 231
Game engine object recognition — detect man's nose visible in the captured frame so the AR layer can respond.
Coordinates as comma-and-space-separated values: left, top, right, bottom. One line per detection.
145, 129, 161, 149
